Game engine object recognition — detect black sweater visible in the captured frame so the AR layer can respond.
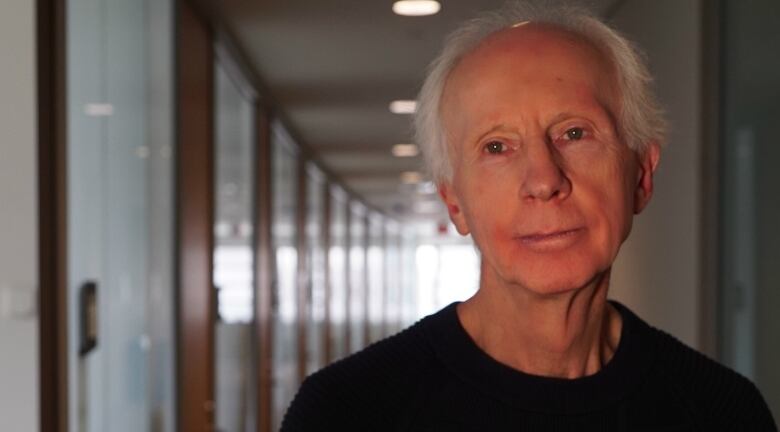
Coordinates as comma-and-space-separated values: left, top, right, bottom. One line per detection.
282, 302, 776, 431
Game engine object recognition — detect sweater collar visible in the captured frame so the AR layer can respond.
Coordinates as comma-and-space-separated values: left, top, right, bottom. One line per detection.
424, 300, 656, 414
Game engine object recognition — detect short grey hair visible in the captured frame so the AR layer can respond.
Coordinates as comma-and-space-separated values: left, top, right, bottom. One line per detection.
414, 1, 667, 182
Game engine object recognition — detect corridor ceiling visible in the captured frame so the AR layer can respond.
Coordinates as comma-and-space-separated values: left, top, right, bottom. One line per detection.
213, 0, 621, 219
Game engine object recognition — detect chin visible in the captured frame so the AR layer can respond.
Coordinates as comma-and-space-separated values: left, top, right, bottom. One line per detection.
500, 259, 606, 297
479, 239, 613, 296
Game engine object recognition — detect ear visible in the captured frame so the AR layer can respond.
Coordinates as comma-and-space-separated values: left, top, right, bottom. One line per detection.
634, 142, 660, 214
438, 182, 470, 235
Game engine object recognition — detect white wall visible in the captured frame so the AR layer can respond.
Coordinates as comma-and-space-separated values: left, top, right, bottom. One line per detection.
0, 0, 39, 430
609, 0, 703, 348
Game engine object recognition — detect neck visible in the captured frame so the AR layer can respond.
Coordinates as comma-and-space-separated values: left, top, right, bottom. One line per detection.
457, 266, 622, 379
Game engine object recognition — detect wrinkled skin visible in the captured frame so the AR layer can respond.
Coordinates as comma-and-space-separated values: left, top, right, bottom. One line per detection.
438, 24, 660, 299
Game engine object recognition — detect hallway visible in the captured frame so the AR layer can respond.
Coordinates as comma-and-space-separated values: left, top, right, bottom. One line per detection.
1, 0, 779, 430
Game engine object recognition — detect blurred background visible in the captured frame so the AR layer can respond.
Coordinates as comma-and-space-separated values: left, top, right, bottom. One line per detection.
0, 0, 778, 430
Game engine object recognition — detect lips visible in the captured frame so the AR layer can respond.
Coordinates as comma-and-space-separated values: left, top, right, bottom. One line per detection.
517, 227, 584, 248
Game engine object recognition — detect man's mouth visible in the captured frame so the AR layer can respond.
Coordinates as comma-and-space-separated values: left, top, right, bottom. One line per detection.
517, 228, 584, 249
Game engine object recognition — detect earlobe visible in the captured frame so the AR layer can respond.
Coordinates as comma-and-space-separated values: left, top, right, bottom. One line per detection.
438, 182, 470, 235
634, 142, 660, 214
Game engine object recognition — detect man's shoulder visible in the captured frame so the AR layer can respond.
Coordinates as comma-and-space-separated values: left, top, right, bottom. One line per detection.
281, 317, 443, 431
310, 319, 439, 390
648, 326, 776, 430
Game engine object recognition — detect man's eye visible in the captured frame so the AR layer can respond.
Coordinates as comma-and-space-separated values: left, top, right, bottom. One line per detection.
564, 127, 586, 140
484, 141, 506, 154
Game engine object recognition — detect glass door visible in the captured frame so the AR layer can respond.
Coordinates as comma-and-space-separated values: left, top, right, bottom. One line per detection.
66, 0, 175, 430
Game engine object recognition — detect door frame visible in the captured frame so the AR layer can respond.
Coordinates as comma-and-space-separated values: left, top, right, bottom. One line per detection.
38, 0, 68, 429
176, 0, 216, 429
698, 0, 722, 359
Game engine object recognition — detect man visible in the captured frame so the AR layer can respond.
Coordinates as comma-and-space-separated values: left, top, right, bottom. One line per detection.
282, 2, 776, 430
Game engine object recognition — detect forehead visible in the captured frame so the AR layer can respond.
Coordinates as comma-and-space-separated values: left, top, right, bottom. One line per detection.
442, 24, 615, 112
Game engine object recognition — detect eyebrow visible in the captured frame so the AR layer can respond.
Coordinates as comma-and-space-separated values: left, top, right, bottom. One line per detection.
471, 104, 613, 144
474, 124, 518, 144
547, 105, 613, 130
547, 112, 577, 126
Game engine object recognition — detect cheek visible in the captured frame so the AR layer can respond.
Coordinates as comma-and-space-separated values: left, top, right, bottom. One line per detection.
595, 189, 630, 245
612, 154, 641, 235
459, 169, 509, 217
572, 165, 634, 248
459, 180, 516, 250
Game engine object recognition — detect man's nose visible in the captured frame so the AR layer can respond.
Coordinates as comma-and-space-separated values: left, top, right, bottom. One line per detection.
519, 141, 571, 202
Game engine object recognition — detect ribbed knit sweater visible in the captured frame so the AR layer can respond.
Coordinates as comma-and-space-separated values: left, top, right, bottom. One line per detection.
282, 302, 776, 431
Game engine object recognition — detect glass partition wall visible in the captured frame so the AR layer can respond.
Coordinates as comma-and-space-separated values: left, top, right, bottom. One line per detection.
367, 213, 386, 344
718, 0, 780, 420
348, 202, 367, 352
65, 0, 176, 430
328, 186, 349, 362
213, 59, 257, 432
270, 121, 300, 431
384, 222, 403, 335
304, 164, 327, 375
400, 229, 419, 327
58, 1, 441, 430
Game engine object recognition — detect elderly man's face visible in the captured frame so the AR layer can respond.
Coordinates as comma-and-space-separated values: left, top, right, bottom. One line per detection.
439, 24, 659, 295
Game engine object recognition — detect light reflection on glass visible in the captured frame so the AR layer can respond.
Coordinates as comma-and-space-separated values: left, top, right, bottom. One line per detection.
214, 245, 254, 323
328, 187, 349, 361
304, 167, 326, 374
276, 246, 298, 323
329, 247, 347, 323
414, 242, 479, 318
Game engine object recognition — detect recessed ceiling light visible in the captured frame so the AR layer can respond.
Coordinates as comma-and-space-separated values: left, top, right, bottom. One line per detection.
400, 171, 424, 184
388, 99, 417, 114
392, 143, 420, 157
392, 0, 441, 17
